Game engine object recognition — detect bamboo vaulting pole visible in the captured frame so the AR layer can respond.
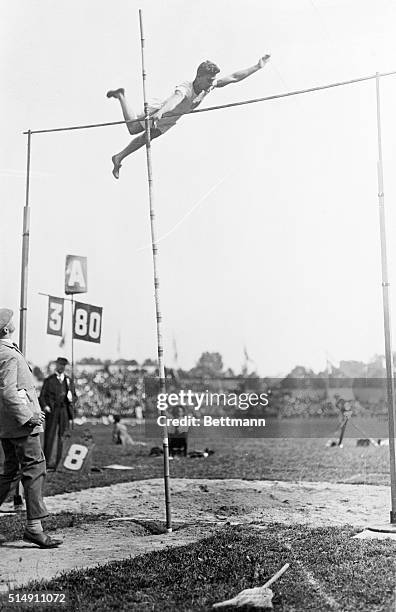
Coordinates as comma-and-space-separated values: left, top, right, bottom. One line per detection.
139, 9, 172, 532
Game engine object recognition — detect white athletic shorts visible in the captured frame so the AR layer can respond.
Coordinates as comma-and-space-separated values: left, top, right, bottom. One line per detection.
139, 102, 180, 135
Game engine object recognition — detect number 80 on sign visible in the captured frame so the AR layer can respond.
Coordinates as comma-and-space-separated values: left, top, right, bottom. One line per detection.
73, 301, 103, 343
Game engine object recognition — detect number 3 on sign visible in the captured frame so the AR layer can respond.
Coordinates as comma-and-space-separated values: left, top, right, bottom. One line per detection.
47, 296, 64, 337
50, 302, 63, 332
73, 302, 102, 343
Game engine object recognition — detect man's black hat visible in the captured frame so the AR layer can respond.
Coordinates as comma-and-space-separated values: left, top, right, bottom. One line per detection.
56, 357, 69, 365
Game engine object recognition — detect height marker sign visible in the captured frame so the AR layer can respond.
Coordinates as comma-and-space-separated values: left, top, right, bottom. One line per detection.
47, 296, 64, 336
73, 301, 103, 344
65, 255, 88, 295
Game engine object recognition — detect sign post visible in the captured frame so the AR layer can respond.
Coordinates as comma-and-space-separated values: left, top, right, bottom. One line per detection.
65, 255, 88, 427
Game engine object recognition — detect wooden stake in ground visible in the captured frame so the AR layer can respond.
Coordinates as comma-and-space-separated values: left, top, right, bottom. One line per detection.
213, 563, 290, 609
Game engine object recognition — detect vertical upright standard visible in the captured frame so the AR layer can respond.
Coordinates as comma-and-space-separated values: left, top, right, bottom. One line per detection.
375, 73, 396, 524
139, 9, 172, 532
19, 130, 32, 355
70, 294, 75, 429
14, 130, 32, 509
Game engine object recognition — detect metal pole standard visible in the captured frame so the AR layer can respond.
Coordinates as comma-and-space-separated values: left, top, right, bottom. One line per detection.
14, 130, 32, 510
139, 9, 172, 532
71, 295, 75, 429
19, 130, 32, 354
375, 73, 396, 524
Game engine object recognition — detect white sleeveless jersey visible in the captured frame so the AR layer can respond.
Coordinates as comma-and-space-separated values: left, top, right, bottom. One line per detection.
146, 80, 216, 133
171, 80, 216, 115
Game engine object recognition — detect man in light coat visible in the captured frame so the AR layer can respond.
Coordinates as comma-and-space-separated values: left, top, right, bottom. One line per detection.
0, 308, 62, 548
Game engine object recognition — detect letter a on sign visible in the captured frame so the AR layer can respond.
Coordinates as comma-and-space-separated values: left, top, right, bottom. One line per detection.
65, 255, 88, 295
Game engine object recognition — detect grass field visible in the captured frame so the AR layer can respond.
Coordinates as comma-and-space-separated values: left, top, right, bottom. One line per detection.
1, 524, 395, 611
1, 421, 390, 497
1, 422, 390, 542
31, 422, 392, 497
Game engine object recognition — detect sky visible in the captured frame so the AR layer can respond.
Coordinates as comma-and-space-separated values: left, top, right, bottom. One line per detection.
2, 0, 396, 376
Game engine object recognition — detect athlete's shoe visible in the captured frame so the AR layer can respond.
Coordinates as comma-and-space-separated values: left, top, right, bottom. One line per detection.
106, 88, 125, 99
23, 530, 63, 548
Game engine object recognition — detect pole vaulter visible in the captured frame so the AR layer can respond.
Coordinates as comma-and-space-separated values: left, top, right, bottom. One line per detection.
107, 49, 270, 178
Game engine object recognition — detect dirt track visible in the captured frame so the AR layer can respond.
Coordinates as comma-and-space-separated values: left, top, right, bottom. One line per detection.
0, 478, 394, 591
41, 477, 395, 526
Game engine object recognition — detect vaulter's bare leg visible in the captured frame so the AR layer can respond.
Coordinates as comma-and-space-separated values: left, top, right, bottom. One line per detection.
106, 88, 144, 135
111, 129, 162, 179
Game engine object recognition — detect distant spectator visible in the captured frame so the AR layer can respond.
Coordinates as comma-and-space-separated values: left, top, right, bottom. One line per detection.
168, 405, 189, 456
112, 415, 147, 448
39, 357, 76, 469
335, 396, 353, 420
170, 404, 189, 434
112, 415, 135, 448
134, 404, 144, 424
335, 395, 353, 447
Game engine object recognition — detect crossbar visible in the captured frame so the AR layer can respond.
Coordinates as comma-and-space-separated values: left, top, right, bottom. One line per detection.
22, 69, 396, 135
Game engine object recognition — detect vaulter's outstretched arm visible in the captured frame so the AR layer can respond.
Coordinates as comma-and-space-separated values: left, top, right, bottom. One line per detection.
215, 54, 271, 88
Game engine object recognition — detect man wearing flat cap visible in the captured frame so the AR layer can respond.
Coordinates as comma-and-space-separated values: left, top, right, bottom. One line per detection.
0, 308, 62, 547
39, 356, 76, 469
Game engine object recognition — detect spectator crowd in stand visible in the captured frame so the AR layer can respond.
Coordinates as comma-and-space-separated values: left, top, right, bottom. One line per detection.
74, 369, 145, 418
30, 352, 390, 419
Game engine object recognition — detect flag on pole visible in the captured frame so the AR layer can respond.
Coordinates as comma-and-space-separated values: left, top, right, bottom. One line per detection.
173, 335, 178, 367
244, 346, 251, 362
325, 350, 338, 375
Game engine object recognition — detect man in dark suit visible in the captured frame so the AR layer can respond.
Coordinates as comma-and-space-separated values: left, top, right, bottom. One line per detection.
0, 308, 62, 547
39, 357, 76, 469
